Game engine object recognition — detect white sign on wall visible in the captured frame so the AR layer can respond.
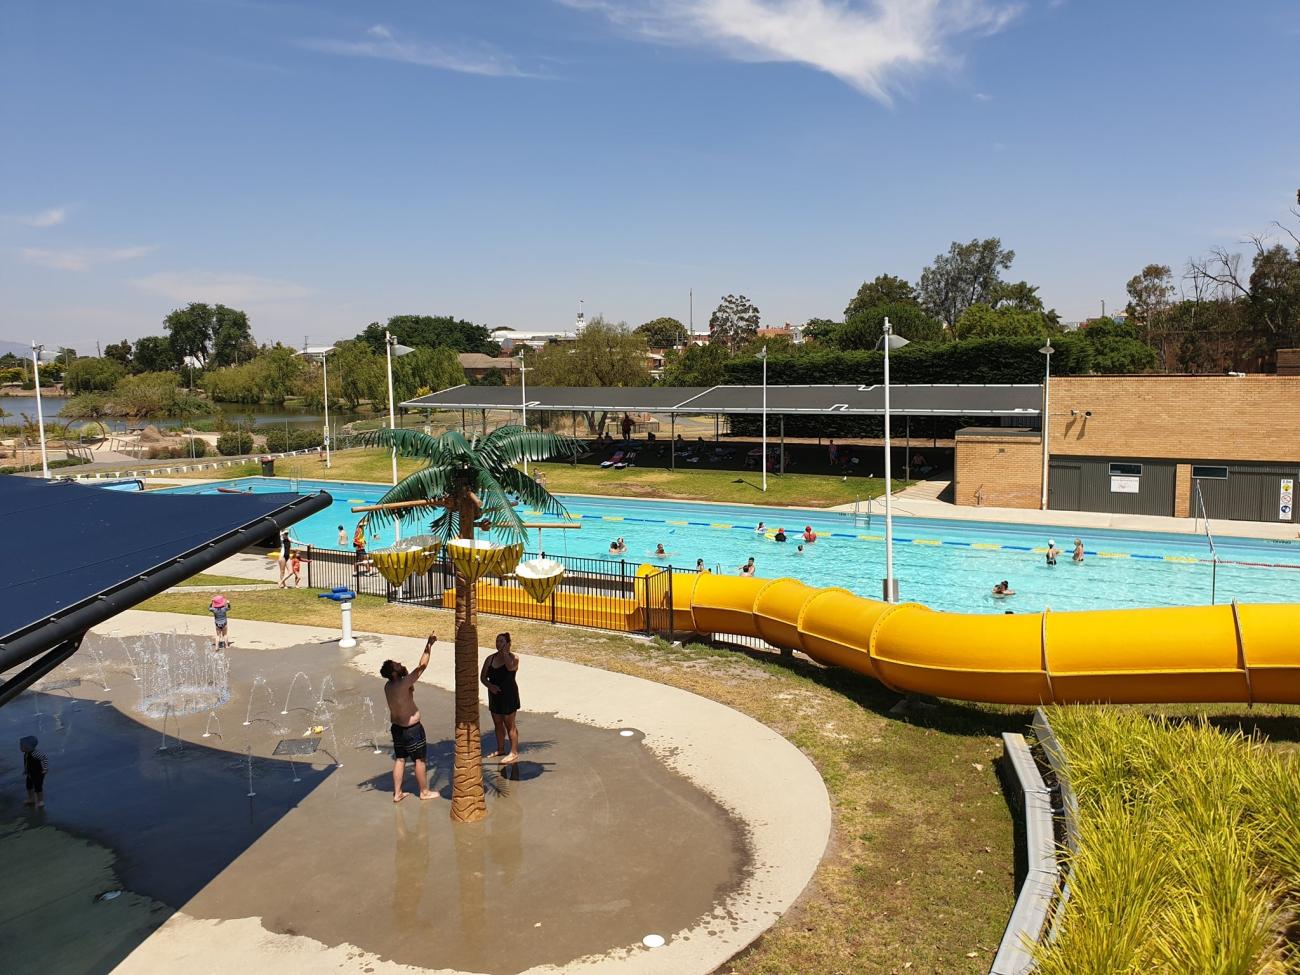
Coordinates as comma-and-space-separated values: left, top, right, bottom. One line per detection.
1280, 478, 1294, 521
1110, 475, 1140, 494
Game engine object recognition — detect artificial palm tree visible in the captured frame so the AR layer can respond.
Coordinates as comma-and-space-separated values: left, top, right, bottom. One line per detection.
359, 426, 581, 822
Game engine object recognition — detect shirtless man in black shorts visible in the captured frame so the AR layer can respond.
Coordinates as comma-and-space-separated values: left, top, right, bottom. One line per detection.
381, 632, 440, 803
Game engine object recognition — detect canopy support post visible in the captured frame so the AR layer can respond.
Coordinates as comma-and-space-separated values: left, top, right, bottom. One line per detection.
779, 415, 785, 475
671, 414, 676, 470
905, 415, 911, 480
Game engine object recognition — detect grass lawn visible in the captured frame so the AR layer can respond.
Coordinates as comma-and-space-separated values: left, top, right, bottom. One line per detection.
168, 573, 270, 588
137, 586, 1017, 973
164, 448, 901, 507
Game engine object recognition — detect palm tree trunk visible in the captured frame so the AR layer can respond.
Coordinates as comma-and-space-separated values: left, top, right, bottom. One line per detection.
450, 484, 488, 823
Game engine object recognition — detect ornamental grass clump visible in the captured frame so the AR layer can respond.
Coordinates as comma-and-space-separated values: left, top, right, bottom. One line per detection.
1034, 708, 1298, 975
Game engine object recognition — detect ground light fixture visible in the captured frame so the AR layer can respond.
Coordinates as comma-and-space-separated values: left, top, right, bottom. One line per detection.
1039, 339, 1054, 510
875, 320, 908, 603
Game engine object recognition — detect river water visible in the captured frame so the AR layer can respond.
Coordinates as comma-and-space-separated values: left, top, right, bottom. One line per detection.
0, 395, 368, 433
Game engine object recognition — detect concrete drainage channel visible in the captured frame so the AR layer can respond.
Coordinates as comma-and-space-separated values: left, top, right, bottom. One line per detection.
990, 707, 1078, 975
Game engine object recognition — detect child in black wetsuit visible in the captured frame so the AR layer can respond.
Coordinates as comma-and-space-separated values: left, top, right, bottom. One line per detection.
20, 735, 47, 808
481, 632, 521, 765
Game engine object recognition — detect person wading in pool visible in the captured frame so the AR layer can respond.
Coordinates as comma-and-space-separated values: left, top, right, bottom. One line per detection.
481, 632, 522, 764
381, 632, 440, 803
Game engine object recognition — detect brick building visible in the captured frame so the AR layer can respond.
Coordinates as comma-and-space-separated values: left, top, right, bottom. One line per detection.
955, 375, 1300, 522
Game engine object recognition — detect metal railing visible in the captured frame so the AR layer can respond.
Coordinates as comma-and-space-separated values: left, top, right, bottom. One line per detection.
1194, 482, 1221, 604
295, 546, 677, 636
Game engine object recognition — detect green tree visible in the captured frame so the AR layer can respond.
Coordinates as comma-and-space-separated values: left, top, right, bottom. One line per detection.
956, 303, 1056, 339
1079, 317, 1158, 373
103, 339, 133, 370
801, 318, 840, 343
660, 343, 730, 386
330, 340, 386, 410
708, 294, 760, 352
163, 303, 216, 368
210, 306, 256, 368
836, 303, 944, 348
844, 274, 918, 320
358, 426, 580, 823
64, 357, 127, 393
394, 346, 466, 401
918, 238, 1015, 329
531, 317, 650, 433
356, 315, 499, 356
1124, 264, 1176, 366
133, 335, 176, 373
634, 317, 689, 348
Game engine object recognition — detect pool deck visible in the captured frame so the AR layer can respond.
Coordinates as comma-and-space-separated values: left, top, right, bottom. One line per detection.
2, 611, 830, 975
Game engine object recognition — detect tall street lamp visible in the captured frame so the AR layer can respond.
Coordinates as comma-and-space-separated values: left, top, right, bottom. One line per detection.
31, 343, 49, 479
876, 319, 909, 603
516, 351, 531, 475
384, 331, 415, 486
1039, 339, 1054, 510
297, 346, 337, 468
757, 344, 768, 493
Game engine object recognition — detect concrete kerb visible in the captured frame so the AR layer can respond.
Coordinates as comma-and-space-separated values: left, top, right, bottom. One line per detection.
104, 610, 832, 975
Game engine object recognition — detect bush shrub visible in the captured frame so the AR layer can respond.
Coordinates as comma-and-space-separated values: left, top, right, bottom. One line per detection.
145, 439, 210, 460
216, 430, 255, 455
263, 427, 324, 453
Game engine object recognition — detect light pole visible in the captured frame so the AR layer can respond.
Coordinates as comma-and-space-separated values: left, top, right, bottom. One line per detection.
1039, 339, 1054, 510
296, 346, 337, 468
757, 345, 768, 492
384, 331, 415, 486
31, 343, 49, 479
517, 351, 530, 475
876, 319, 909, 603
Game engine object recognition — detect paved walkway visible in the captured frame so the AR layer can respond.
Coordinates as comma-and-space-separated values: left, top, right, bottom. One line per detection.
13, 611, 829, 975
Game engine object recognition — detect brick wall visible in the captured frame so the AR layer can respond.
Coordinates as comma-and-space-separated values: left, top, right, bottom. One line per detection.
1278, 349, 1300, 376
1173, 463, 1192, 517
954, 433, 1042, 509
1050, 376, 1300, 463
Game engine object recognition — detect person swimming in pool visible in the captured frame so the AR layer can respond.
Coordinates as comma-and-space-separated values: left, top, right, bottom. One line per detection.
1045, 539, 1061, 566
696, 558, 706, 572
654, 543, 668, 558
773, 528, 787, 543
740, 557, 756, 577
802, 525, 817, 543
754, 521, 766, 534
1072, 539, 1085, 563
609, 537, 627, 555
992, 580, 1015, 597
796, 543, 805, 554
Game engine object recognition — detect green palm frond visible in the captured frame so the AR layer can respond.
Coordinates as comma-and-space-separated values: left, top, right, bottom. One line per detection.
495, 465, 568, 518
480, 426, 583, 467
356, 427, 474, 464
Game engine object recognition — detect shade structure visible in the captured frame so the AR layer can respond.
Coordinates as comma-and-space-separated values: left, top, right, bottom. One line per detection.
0, 477, 331, 708
514, 558, 565, 603
370, 536, 441, 588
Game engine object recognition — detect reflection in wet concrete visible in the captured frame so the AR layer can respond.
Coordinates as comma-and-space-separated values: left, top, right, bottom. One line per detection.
0, 633, 752, 974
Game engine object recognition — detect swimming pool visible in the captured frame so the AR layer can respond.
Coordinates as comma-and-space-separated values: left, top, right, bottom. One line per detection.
157, 478, 1300, 615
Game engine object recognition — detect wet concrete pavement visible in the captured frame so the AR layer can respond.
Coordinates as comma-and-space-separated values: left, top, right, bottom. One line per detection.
1, 632, 752, 974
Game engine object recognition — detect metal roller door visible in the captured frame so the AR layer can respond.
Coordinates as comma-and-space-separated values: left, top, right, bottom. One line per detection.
1191, 463, 1299, 523
1049, 457, 1175, 516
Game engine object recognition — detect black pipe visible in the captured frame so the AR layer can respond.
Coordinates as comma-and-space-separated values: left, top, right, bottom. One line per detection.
0, 491, 332, 681
0, 636, 83, 708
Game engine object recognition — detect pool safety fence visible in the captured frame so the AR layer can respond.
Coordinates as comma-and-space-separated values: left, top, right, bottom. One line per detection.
296, 546, 678, 636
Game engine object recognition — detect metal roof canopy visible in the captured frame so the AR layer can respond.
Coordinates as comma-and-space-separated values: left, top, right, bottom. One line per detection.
402, 384, 1042, 416
0, 478, 331, 708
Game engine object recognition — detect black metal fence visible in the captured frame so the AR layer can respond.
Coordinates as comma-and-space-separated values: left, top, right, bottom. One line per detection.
296, 545, 677, 635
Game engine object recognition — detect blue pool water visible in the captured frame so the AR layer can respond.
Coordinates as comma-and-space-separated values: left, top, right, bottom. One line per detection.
157, 478, 1300, 615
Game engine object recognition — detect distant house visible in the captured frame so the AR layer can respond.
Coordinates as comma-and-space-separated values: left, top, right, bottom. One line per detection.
457, 353, 520, 380
756, 323, 804, 344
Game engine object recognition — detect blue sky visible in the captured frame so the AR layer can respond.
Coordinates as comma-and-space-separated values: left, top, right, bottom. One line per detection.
2, 0, 1297, 351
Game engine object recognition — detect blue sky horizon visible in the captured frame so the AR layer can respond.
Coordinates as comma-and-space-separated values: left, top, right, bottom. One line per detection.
2, 0, 1297, 352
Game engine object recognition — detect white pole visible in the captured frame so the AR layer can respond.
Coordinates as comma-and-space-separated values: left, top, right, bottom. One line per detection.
32, 343, 49, 479
386, 331, 399, 486
1040, 340, 1052, 510
322, 351, 332, 469
883, 319, 895, 603
519, 353, 528, 476
760, 345, 768, 493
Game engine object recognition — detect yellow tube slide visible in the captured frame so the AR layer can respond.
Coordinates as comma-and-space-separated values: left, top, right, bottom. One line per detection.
669, 572, 1300, 705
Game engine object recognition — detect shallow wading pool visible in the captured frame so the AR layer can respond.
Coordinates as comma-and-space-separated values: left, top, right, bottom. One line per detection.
156, 477, 1300, 615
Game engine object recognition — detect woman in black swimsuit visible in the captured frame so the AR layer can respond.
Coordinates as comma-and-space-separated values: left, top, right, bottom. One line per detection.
481, 632, 521, 764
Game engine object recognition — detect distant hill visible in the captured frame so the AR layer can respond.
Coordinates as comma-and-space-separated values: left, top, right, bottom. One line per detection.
0, 341, 33, 359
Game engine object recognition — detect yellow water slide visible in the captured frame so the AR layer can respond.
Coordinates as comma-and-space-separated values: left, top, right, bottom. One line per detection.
667, 572, 1300, 705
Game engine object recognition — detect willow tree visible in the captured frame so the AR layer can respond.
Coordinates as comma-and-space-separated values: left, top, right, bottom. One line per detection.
359, 427, 580, 822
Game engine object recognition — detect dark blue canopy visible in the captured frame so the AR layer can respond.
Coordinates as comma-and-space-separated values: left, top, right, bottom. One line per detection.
0, 477, 330, 703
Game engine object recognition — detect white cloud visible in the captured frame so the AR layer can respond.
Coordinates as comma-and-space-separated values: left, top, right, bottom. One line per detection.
299, 23, 535, 78
17, 206, 70, 227
559, 0, 1021, 103
20, 245, 154, 271
130, 271, 312, 304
